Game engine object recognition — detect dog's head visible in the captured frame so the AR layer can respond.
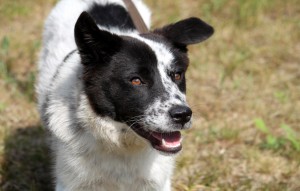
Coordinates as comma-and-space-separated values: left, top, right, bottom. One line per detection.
75, 12, 213, 154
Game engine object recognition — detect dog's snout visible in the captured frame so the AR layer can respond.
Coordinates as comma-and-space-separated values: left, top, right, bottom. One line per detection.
169, 105, 192, 126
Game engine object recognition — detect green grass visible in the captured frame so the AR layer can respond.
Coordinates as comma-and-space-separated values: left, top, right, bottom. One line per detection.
0, 36, 11, 81
0, 1, 30, 21
0, 0, 300, 190
0, 36, 37, 102
254, 118, 300, 152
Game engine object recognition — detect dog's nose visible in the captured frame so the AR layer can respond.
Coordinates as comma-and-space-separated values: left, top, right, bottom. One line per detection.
169, 105, 192, 126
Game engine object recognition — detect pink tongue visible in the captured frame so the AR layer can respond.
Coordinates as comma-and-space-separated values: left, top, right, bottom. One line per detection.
152, 131, 181, 145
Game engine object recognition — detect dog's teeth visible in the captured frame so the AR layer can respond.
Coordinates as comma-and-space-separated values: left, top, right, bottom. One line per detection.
162, 138, 180, 148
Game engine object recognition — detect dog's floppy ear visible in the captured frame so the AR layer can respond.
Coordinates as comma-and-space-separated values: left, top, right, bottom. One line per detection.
74, 12, 122, 65
154, 17, 214, 50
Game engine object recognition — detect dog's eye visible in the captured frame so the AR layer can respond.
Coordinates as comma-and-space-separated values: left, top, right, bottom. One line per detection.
131, 77, 142, 86
174, 72, 182, 81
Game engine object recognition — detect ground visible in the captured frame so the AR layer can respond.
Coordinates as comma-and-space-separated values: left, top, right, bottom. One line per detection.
0, 0, 299, 190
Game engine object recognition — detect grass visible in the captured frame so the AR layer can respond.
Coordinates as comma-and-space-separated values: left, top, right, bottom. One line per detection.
254, 118, 300, 152
0, 0, 300, 190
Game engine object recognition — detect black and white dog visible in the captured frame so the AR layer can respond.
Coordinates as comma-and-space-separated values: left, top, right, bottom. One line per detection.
37, 0, 213, 190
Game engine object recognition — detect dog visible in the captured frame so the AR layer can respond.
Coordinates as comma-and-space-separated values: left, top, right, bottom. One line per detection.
37, 0, 213, 190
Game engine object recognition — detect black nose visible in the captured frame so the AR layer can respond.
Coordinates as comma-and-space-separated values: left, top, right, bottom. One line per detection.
169, 105, 192, 126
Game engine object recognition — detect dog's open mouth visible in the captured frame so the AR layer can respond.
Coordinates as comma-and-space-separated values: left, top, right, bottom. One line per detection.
131, 125, 182, 154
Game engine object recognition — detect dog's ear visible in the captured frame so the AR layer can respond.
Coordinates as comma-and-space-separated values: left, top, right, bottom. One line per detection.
154, 17, 214, 51
74, 12, 122, 65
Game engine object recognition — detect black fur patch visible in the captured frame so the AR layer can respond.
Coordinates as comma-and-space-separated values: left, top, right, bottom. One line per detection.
154, 17, 214, 47
75, 12, 123, 65
82, 36, 167, 123
88, 3, 135, 30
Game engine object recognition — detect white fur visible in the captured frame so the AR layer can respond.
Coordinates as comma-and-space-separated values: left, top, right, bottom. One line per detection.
37, 0, 181, 191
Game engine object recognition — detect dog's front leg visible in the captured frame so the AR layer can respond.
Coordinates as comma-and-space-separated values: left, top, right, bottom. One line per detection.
162, 179, 171, 191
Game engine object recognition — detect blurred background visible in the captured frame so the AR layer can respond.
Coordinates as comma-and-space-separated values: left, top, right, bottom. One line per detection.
0, 0, 299, 190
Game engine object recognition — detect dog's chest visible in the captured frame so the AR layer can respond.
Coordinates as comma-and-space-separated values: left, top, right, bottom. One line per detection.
61, 146, 174, 190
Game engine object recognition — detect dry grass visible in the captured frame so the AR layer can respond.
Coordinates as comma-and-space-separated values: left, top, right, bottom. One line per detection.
0, 0, 300, 190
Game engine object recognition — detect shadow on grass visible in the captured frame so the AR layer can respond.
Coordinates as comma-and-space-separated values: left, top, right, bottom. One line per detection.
1, 126, 53, 191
